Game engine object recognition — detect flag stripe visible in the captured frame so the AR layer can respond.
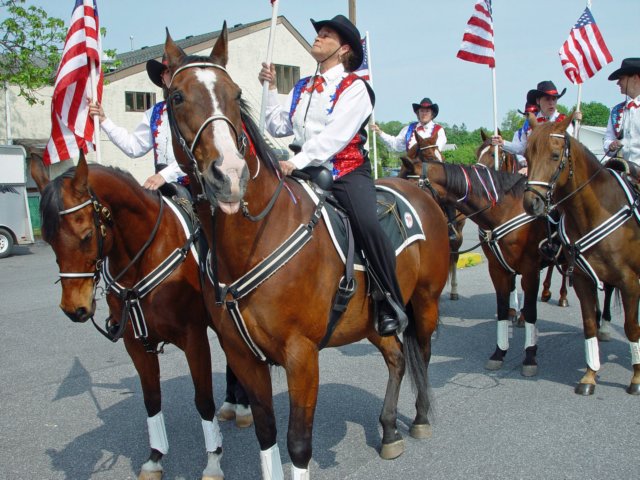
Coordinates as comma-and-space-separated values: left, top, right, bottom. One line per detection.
44, 0, 102, 165
558, 7, 612, 85
457, 0, 495, 69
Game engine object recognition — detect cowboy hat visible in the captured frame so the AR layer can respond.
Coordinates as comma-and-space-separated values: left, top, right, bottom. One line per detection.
527, 80, 566, 102
518, 102, 539, 116
608, 58, 640, 81
310, 15, 363, 71
146, 54, 168, 88
412, 98, 439, 118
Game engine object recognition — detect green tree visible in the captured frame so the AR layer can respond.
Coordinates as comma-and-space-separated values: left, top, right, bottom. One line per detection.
0, 0, 65, 105
579, 101, 610, 127
500, 109, 524, 132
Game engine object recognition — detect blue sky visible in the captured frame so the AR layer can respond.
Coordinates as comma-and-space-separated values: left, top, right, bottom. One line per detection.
28, 0, 639, 129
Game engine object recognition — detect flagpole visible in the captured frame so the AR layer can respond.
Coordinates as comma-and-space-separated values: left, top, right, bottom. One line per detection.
91, 61, 101, 164
259, 0, 279, 132
492, 67, 499, 170
365, 31, 379, 180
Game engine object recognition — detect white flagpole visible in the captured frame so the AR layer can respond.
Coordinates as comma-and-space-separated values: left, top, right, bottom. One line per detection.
365, 31, 379, 180
574, 0, 592, 141
91, 61, 101, 164
492, 67, 499, 170
259, 0, 279, 132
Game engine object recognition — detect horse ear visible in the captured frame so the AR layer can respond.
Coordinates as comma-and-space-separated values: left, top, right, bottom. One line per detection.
480, 129, 488, 141
564, 110, 577, 131
71, 151, 89, 195
29, 153, 49, 193
164, 28, 186, 72
497, 127, 502, 136
527, 112, 538, 130
209, 21, 228, 67
400, 156, 415, 171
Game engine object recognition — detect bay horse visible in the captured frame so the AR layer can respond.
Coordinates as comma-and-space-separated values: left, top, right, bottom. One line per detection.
399, 156, 567, 377
163, 24, 449, 479
523, 113, 640, 395
477, 129, 570, 315
406, 129, 466, 301
30, 153, 229, 480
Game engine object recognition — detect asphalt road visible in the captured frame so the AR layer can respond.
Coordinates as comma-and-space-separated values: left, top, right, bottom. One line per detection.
1, 235, 638, 480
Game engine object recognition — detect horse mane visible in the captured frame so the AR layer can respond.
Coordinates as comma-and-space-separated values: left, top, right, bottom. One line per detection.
40, 164, 144, 241
442, 161, 526, 199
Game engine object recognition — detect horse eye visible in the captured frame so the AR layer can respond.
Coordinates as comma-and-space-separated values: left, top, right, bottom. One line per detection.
236, 90, 242, 101
82, 231, 93, 243
551, 152, 560, 161
171, 92, 184, 105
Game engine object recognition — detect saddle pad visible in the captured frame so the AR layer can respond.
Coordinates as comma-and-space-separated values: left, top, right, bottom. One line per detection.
297, 181, 425, 270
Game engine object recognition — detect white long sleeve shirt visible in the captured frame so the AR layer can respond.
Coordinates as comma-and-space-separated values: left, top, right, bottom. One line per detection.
100, 103, 185, 183
264, 63, 373, 171
603, 95, 640, 164
378, 121, 447, 157
504, 111, 576, 157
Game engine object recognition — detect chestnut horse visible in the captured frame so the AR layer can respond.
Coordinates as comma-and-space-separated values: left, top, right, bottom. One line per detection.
399, 157, 570, 377
31, 154, 228, 480
406, 129, 466, 301
523, 114, 640, 395
163, 24, 449, 479
477, 129, 570, 315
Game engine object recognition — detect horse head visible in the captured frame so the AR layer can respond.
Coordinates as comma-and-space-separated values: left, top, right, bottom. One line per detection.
407, 129, 442, 163
477, 128, 517, 173
523, 112, 576, 216
32, 152, 113, 322
165, 22, 249, 214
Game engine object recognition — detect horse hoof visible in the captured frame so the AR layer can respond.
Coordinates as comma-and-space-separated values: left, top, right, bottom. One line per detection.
575, 383, 596, 396
235, 405, 254, 428
138, 470, 163, 480
508, 308, 516, 322
626, 383, 640, 395
485, 359, 503, 371
216, 402, 236, 422
409, 423, 432, 439
521, 364, 538, 377
540, 292, 551, 302
514, 315, 525, 328
380, 438, 405, 460
597, 331, 612, 342
558, 298, 569, 307
450, 293, 459, 301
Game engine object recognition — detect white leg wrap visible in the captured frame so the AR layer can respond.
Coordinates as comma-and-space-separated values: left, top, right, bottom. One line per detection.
509, 288, 519, 310
202, 418, 223, 452
147, 412, 169, 455
260, 444, 284, 480
292, 464, 310, 480
497, 320, 510, 351
585, 337, 601, 371
524, 322, 537, 349
630, 340, 640, 365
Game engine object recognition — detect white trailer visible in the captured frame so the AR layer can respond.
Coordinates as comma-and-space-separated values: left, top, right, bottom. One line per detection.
0, 145, 34, 258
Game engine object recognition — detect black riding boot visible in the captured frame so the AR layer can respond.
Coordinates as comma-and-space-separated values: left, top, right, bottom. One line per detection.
444, 204, 458, 243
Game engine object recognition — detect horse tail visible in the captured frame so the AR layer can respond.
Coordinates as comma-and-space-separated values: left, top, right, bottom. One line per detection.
402, 303, 434, 419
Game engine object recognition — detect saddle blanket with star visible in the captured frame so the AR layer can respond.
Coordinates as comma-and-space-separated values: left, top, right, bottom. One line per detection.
297, 181, 426, 270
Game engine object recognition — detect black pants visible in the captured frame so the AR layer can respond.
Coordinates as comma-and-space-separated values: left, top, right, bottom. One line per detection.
332, 161, 404, 310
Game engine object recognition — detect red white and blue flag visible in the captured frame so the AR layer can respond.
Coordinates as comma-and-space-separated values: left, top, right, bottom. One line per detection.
44, 0, 103, 165
558, 7, 612, 85
354, 37, 370, 80
456, 0, 495, 68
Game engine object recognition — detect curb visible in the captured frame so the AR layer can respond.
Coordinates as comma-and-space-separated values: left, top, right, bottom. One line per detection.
456, 252, 483, 269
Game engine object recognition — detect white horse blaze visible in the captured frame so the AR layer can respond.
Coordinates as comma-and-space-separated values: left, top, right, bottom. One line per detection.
195, 69, 247, 202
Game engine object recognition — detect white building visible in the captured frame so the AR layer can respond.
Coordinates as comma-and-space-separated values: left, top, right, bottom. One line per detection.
0, 17, 316, 182
577, 125, 607, 160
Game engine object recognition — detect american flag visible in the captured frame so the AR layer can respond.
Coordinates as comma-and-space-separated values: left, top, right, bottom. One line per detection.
44, 0, 103, 165
354, 37, 370, 81
456, 0, 495, 68
559, 7, 612, 85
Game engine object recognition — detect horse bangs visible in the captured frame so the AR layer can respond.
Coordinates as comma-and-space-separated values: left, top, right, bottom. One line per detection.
239, 99, 281, 175
39, 168, 76, 241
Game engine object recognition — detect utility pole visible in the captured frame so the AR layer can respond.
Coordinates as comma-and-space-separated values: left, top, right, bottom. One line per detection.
349, 0, 356, 25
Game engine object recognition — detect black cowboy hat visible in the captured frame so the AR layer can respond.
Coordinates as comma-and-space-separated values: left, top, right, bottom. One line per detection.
146, 54, 168, 88
310, 15, 363, 72
527, 81, 566, 104
412, 98, 439, 118
518, 102, 539, 116
608, 58, 640, 81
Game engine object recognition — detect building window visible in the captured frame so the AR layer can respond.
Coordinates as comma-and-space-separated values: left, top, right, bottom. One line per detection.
125, 91, 156, 112
274, 64, 300, 94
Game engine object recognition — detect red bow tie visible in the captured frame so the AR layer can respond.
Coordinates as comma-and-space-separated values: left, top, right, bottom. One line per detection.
306, 75, 325, 94
627, 100, 638, 110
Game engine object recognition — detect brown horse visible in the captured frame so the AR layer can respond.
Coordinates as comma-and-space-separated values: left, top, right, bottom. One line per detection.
163, 24, 449, 478
30, 153, 228, 480
477, 128, 569, 312
399, 157, 570, 377
523, 113, 640, 395
406, 129, 466, 301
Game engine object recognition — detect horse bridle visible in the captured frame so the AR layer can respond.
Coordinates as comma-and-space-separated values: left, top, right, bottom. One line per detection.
166, 62, 248, 205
